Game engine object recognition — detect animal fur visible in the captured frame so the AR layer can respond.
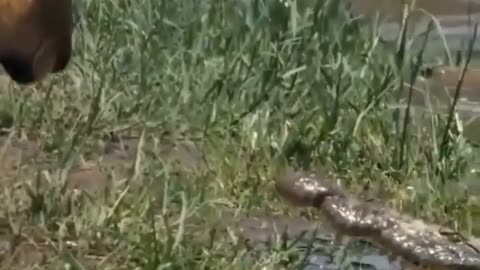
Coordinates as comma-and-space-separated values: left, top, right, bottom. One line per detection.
0, 0, 73, 84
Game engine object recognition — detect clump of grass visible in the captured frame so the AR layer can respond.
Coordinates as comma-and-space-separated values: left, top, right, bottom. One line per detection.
0, 0, 478, 269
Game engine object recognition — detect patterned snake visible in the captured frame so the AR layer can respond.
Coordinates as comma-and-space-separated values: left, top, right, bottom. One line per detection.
275, 169, 480, 270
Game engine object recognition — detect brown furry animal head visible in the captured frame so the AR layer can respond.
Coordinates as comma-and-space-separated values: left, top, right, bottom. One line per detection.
0, 0, 73, 84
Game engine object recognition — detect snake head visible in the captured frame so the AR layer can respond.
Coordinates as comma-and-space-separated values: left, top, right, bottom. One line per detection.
276, 169, 344, 208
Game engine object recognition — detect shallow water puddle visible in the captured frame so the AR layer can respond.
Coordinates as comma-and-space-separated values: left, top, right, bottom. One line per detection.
348, 0, 480, 67
401, 66, 480, 148
234, 214, 402, 270
349, 0, 480, 19
397, 66, 480, 196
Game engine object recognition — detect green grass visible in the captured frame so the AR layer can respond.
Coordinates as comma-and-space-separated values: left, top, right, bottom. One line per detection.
0, 0, 479, 269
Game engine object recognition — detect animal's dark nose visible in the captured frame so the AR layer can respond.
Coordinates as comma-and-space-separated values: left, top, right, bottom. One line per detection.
53, 41, 72, 73
0, 56, 35, 84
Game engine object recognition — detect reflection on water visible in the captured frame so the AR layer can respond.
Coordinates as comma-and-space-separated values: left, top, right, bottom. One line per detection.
349, 0, 480, 19
236, 214, 402, 270
350, 1, 480, 146
396, 68, 480, 198
350, 1, 480, 65
351, 0, 480, 257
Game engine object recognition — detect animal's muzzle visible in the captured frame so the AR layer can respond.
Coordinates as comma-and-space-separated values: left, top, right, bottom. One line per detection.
0, 55, 35, 84
0, 41, 72, 85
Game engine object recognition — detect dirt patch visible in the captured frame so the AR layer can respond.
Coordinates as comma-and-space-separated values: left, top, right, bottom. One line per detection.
65, 164, 111, 193
0, 133, 206, 194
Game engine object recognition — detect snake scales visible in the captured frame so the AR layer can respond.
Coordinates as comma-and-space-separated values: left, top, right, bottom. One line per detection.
275, 169, 480, 270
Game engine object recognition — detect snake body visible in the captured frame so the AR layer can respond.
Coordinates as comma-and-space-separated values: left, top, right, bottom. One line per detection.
275, 169, 480, 270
